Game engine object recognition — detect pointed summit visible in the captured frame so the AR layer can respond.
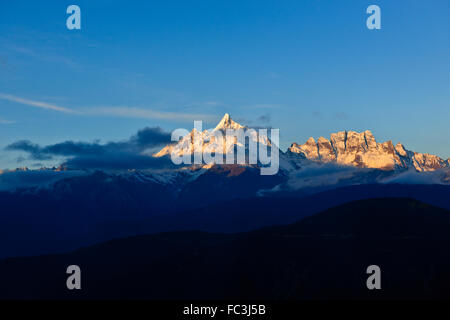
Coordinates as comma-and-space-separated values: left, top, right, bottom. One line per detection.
214, 113, 245, 131
222, 113, 230, 121
154, 113, 268, 160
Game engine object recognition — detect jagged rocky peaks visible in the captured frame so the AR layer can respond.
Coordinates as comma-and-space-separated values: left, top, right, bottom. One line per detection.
154, 115, 447, 172
289, 130, 448, 171
154, 114, 272, 159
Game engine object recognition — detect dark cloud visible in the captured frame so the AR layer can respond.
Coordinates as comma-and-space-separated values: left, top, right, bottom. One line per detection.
257, 114, 271, 124
43, 141, 106, 156
131, 127, 171, 147
6, 141, 52, 160
4, 126, 174, 170
6, 140, 40, 154
6, 139, 108, 160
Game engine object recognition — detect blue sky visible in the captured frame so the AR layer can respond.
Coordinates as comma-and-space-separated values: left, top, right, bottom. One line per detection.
1, 0, 449, 169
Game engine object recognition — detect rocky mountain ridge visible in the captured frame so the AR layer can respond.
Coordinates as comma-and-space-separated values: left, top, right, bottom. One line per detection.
153, 114, 449, 172
288, 130, 449, 171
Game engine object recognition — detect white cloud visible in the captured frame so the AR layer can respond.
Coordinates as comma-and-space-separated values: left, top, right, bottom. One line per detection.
202, 101, 224, 107
85, 106, 216, 122
0, 93, 76, 114
6, 44, 79, 69
0, 92, 216, 122
379, 168, 448, 185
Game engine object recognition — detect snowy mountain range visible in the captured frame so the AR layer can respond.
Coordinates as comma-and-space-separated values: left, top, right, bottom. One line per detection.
152, 113, 449, 173
1, 113, 450, 258
1, 113, 450, 193
288, 130, 449, 171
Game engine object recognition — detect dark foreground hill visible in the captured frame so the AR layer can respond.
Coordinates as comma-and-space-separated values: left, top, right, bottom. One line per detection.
2, 198, 450, 300
2, 182, 450, 259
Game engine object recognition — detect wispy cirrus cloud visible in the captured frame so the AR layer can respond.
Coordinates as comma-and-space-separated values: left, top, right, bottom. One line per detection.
0, 93, 76, 114
84, 106, 216, 122
0, 93, 216, 122
5, 44, 80, 69
257, 113, 271, 123
0, 117, 14, 124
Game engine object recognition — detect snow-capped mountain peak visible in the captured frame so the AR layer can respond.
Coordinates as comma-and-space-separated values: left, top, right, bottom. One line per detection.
213, 113, 245, 131
154, 114, 269, 160
154, 115, 448, 174
288, 130, 448, 172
